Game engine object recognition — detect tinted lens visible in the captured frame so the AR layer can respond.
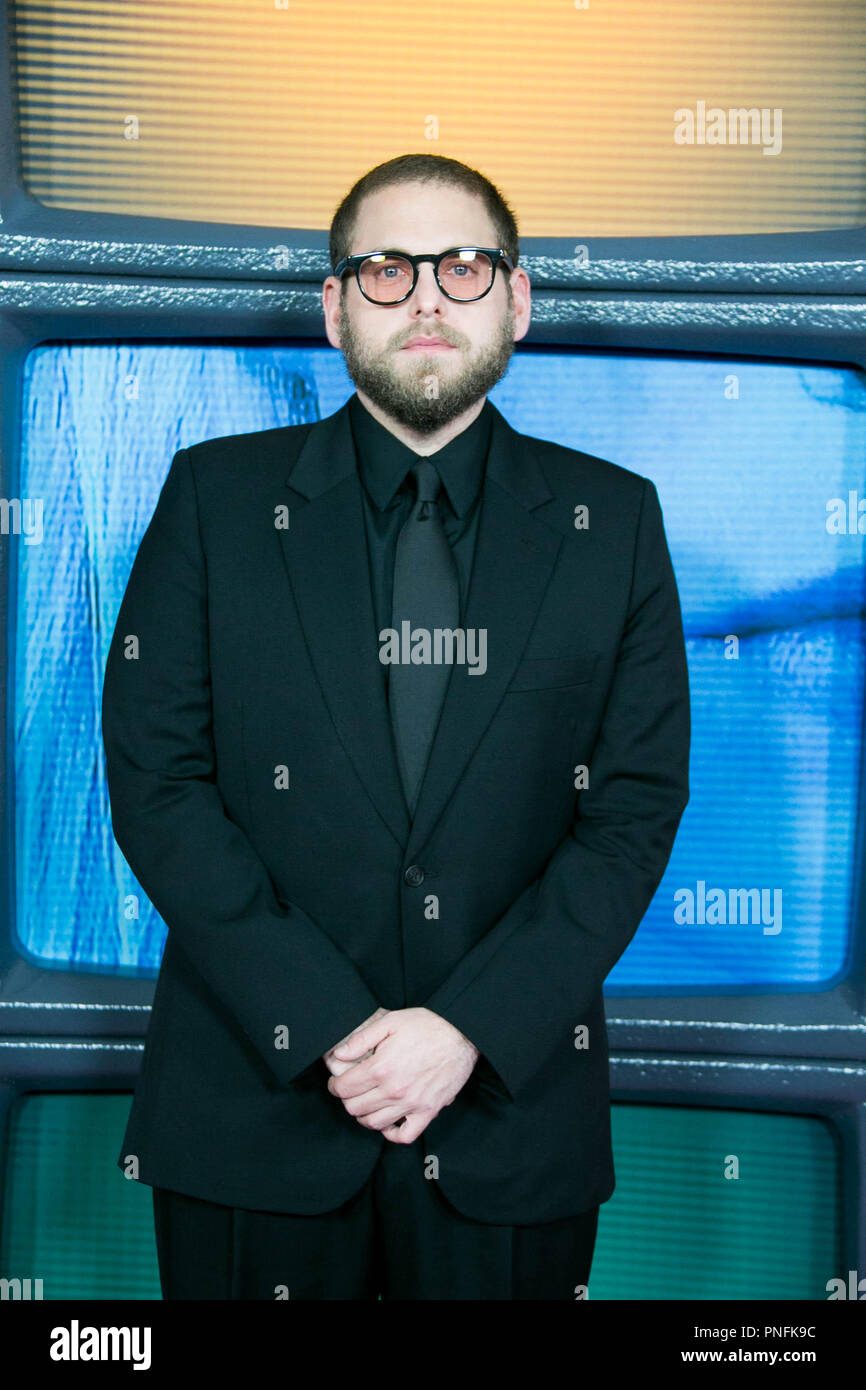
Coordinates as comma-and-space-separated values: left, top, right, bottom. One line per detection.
439, 250, 494, 299
358, 254, 414, 302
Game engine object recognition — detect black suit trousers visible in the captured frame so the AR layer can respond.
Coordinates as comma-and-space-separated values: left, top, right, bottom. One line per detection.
152, 1137, 599, 1301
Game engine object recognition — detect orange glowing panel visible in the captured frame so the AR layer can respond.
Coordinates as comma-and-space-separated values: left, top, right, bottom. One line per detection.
11, 0, 866, 236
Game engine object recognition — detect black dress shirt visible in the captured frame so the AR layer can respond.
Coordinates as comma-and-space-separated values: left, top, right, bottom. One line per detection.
348, 392, 493, 693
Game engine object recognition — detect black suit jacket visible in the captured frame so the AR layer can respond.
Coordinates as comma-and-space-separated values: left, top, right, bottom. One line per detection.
102, 395, 690, 1224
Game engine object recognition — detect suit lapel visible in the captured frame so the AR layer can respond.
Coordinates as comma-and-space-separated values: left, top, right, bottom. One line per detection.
277, 400, 410, 848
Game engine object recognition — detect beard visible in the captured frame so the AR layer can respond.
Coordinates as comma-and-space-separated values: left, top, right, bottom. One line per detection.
337, 291, 516, 435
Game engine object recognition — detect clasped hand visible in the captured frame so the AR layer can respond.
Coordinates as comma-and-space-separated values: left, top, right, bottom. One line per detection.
321, 1006, 479, 1144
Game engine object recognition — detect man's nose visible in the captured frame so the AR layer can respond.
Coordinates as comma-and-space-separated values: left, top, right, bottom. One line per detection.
411, 260, 448, 310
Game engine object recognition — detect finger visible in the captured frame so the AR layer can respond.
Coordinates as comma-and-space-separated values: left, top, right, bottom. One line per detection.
323, 1045, 377, 1077
339, 1085, 398, 1118
330, 1029, 369, 1060
328, 1064, 389, 1103
323, 1054, 358, 1077
383, 1109, 431, 1144
328, 1067, 373, 1099
333, 1017, 392, 1059
328, 1053, 390, 1098
352, 1103, 409, 1131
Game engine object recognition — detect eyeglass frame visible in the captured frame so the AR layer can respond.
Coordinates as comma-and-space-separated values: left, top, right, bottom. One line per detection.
333, 246, 515, 305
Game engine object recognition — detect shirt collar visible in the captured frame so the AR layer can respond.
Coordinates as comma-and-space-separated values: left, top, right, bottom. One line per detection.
349, 391, 492, 518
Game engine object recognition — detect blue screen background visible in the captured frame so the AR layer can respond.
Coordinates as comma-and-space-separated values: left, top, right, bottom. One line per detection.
15, 343, 866, 989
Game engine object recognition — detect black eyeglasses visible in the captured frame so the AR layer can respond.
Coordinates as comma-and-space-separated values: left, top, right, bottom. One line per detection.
333, 247, 514, 305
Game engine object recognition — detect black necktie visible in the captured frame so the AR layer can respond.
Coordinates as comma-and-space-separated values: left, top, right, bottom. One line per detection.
389, 460, 460, 817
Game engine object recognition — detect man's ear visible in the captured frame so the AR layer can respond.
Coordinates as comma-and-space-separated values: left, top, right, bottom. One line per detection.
321, 277, 343, 350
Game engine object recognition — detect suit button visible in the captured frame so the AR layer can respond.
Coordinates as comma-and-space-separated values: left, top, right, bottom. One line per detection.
404, 864, 425, 886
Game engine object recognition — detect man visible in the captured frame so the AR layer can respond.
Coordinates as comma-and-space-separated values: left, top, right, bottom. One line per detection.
102, 152, 690, 1300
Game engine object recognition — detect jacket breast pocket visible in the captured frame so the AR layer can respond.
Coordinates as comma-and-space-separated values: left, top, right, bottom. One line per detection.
506, 652, 599, 693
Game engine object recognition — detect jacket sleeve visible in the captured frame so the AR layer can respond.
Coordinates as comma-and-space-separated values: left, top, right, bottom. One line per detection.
101, 447, 379, 1085
423, 477, 690, 1103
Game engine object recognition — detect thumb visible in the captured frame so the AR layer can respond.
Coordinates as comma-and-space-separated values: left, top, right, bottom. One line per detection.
334, 1016, 390, 1058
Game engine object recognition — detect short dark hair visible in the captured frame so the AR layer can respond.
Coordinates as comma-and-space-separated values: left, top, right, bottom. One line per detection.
328, 153, 520, 276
